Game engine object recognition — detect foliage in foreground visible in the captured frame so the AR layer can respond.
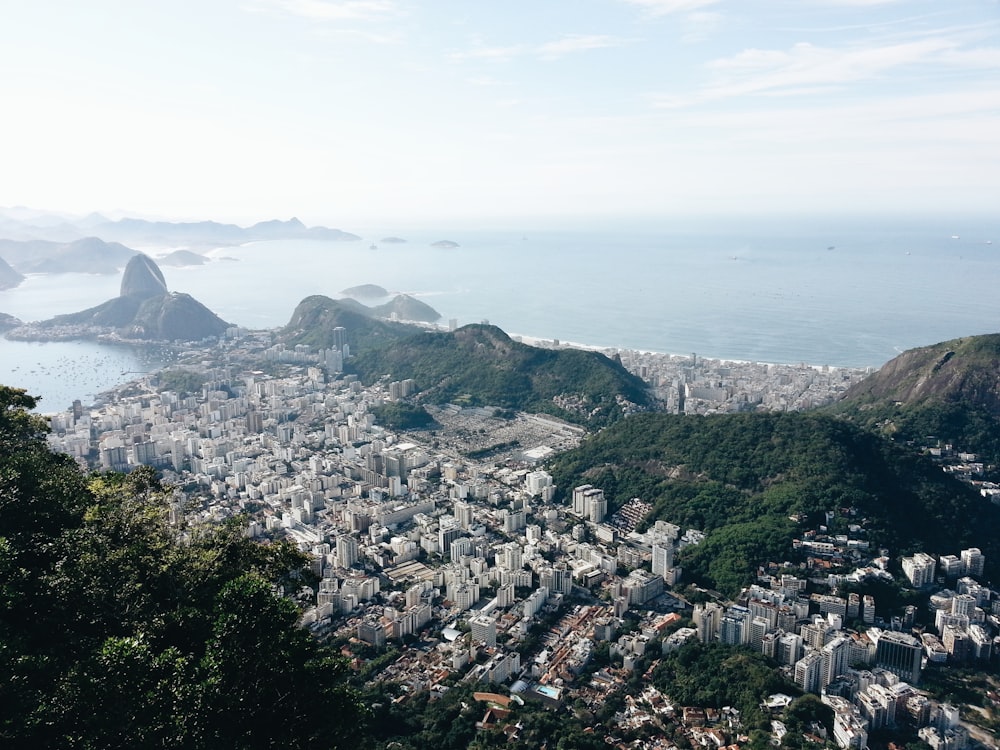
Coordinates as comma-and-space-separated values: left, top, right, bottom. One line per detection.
0, 385, 365, 749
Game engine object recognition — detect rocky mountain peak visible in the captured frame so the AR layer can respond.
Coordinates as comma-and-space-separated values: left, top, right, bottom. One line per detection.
120, 253, 168, 299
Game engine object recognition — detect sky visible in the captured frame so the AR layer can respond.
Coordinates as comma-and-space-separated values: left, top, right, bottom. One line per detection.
1, 0, 998, 226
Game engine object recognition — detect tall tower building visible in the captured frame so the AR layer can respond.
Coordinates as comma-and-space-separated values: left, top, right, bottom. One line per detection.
693, 602, 724, 643
873, 630, 922, 684
588, 492, 608, 524
961, 548, 985, 578
453, 500, 474, 530
336, 535, 359, 569
652, 542, 674, 578
331, 326, 348, 351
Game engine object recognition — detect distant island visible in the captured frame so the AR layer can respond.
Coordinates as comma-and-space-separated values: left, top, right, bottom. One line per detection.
431, 239, 459, 248
380, 237, 406, 244
340, 284, 389, 299
158, 249, 208, 267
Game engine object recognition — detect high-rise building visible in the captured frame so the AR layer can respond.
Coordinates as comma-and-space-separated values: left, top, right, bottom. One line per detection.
331, 326, 348, 351
589, 492, 608, 524
960, 548, 985, 578
497, 541, 523, 571
794, 651, 824, 694
453, 500, 474, 530
336, 535, 359, 569
872, 629, 922, 683
470, 614, 497, 648
822, 636, 852, 688
651, 542, 674, 578
692, 602, 723, 643
901, 552, 936, 587
539, 562, 573, 595
719, 606, 750, 646
938, 554, 963, 579
525, 470, 553, 497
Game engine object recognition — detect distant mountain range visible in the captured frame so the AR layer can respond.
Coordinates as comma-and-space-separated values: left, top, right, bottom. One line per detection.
0, 208, 360, 247
0, 210, 364, 288
0, 236, 137, 276
84, 216, 360, 247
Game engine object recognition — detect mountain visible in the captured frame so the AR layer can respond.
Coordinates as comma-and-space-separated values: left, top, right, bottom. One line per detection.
0, 256, 24, 289
158, 249, 208, 267
127, 292, 231, 341
340, 283, 389, 298
88, 217, 361, 247
825, 333, 1000, 463
547, 411, 1000, 595
120, 253, 169, 298
280, 297, 650, 426
349, 323, 653, 426
0, 312, 23, 330
0, 236, 137, 274
370, 294, 441, 322
27, 254, 229, 342
280, 295, 416, 352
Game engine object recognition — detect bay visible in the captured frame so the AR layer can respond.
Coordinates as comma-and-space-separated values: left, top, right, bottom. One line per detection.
1, 215, 998, 410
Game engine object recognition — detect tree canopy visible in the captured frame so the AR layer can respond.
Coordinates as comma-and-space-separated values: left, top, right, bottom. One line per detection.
0, 386, 365, 749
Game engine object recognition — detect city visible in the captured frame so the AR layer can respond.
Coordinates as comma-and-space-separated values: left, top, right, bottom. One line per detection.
38, 325, 1000, 750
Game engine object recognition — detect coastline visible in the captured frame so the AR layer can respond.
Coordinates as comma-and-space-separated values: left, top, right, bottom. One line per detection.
507, 331, 873, 373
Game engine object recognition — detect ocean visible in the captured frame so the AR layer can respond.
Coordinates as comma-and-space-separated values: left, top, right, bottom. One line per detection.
1, 215, 997, 411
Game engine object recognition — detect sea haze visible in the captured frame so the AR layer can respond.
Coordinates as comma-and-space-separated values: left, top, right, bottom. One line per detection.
0, 215, 997, 409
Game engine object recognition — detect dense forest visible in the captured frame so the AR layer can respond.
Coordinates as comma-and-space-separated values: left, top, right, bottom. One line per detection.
0, 386, 365, 748
547, 412, 999, 596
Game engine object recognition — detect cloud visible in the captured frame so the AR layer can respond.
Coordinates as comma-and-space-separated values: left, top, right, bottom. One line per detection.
681, 11, 724, 43
536, 34, 626, 60
620, 0, 720, 16
451, 34, 628, 63
449, 44, 526, 62
815, 0, 903, 5
252, 0, 397, 22
652, 31, 1000, 108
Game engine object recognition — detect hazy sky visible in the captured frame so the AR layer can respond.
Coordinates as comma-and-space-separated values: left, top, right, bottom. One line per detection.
2, 1, 998, 225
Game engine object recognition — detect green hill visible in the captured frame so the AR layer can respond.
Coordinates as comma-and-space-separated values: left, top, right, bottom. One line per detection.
280, 297, 652, 427
547, 411, 999, 595
825, 333, 1000, 464
280, 295, 417, 351
349, 323, 653, 427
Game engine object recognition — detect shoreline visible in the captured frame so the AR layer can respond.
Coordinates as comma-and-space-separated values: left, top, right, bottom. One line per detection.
506, 331, 874, 373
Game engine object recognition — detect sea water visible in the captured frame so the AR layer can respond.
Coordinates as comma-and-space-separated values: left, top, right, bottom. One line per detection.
1, 215, 997, 409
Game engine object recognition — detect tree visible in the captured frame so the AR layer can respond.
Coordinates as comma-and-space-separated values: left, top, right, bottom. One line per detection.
0, 388, 366, 748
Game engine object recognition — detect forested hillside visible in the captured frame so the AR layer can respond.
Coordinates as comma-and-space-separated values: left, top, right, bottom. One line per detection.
547, 412, 998, 595
350, 323, 652, 427
0, 386, 365, 748
827, 333, 1000, 465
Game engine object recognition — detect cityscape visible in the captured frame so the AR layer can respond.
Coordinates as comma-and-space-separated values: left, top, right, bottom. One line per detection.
35, 323, 1000, 750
